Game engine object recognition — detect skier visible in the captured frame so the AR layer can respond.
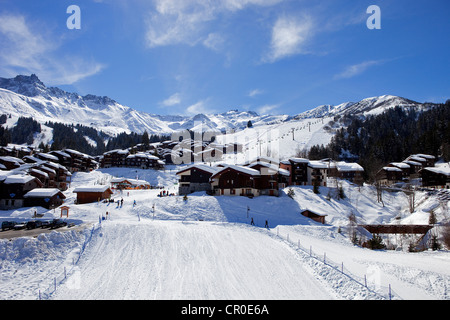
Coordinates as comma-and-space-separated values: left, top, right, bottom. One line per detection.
265, 220, 269, 229
250, 217, 254, 226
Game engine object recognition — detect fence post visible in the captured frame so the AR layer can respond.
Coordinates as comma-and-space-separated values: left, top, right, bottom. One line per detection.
389, 284, 392, 300
324, 252, 326, 264
341, 262, 344, 274
364, 275, 367, 287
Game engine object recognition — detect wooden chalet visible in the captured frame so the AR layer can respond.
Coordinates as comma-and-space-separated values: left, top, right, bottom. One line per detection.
176, 164, 219, 195
125, 153, 163, 169
210, 165, 262, 197
300, 209, 327, 224
421, 166, 450, 189
73, 185, 113, 204
0, 174, 44, 210
307, 160, 328, 187
101, 149, 130, 168
375, 166, 404, 185
23, 188, 66, 209
279, 158, 309, 186
110, 178, 151, 190
0, 156, 24, 170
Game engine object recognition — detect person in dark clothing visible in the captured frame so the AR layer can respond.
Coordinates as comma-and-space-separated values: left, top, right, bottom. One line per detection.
265, 220, 269, 229
250, 217, 254, 226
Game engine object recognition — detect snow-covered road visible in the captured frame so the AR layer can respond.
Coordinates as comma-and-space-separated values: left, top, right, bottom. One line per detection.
52, 220, 336, 300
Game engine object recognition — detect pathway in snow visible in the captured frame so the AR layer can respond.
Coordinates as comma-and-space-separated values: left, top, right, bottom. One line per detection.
52, 220, 336, 300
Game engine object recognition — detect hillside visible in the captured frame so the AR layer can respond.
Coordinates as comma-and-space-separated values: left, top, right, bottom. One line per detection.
0, 166, 448, 300
0, 75, 439, 162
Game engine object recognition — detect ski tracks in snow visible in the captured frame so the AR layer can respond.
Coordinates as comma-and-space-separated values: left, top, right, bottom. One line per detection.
52, 220, 342, 300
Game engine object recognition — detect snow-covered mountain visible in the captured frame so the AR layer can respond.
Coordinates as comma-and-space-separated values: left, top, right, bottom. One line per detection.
294, 95, 424, 120
0, 74, 436, 159
0, 75, 288, 136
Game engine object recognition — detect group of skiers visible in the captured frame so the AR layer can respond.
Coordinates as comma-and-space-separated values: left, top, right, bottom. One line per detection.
250, 217, 270, 229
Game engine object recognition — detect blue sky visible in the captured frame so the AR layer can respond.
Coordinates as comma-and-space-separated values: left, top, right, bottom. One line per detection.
0, 0, 449, 116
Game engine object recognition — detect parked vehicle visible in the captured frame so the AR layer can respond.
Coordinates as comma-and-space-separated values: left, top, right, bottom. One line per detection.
13, 223, 27, 230
40, 220, 52, 228
26, 220, 43, 230
49, 219, 67, 229
2, 221, 16, 231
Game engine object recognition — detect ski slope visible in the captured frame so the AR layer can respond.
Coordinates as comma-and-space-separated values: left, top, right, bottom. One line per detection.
1, 167, 449, 300
51, 220, 337, 300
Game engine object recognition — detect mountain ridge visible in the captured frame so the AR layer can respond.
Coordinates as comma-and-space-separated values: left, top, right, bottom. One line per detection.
0, 74, 432, 137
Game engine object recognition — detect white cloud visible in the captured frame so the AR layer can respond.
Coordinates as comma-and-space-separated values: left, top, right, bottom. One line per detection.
0, 14, 104, 85
186, 99, 216, 115
203, 33, 225, 52
334, 60, 383, 79
248, 89, 263, 97
257, 104, 279, 114
160, 93, 181, 107
186, 100, 211, 115
145, 0, 283, 49
264, 14, 314, 63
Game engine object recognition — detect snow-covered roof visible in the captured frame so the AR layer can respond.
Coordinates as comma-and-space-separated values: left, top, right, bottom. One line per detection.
289, 157, 309, 164
37, 153, 59, 161
51, 150, 71, 158
73, 185, 112, 193
176, 164, 220, 175
30, 168, 49, 178
0, 156, 24, 164
3, 174, 35, 184
110, 178, 150, 186
336, 162, 364, 172
413, 154, 435, 160
24, 188, 65, 198
403, 160, 422, 166
423, 167, 450, 176
389, 162, 410, 169
308, 161, 329, 169
278, 168, 290, 176
213, 165, 260, 177
104, 149, 129, 155
382, 166, 402, 172
126, 153, 159, 160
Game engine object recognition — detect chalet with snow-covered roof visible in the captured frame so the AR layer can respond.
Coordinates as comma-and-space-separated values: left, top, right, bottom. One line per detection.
125, 153, 163, 169
421, 166, 450, 189
247, 161, 289, 195
307, 160, 329, 187
387, 162, 411, 181
0, 174, 44, 210
0, 156, 24, 170
335, 161, 364, 185
101, 149, 130, 168
210, 165, 262, 197
375, 166, 404, 185
300, 209, 327, 224
279, 158, 309, 186
23, 188, 66, 209
73, 185, 113, 204
176, 164, 220, 195
110, 178, 151, 190
405, 154, 436, 169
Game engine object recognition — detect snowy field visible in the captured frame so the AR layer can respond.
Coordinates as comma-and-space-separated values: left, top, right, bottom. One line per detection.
0, 166, 449, 300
